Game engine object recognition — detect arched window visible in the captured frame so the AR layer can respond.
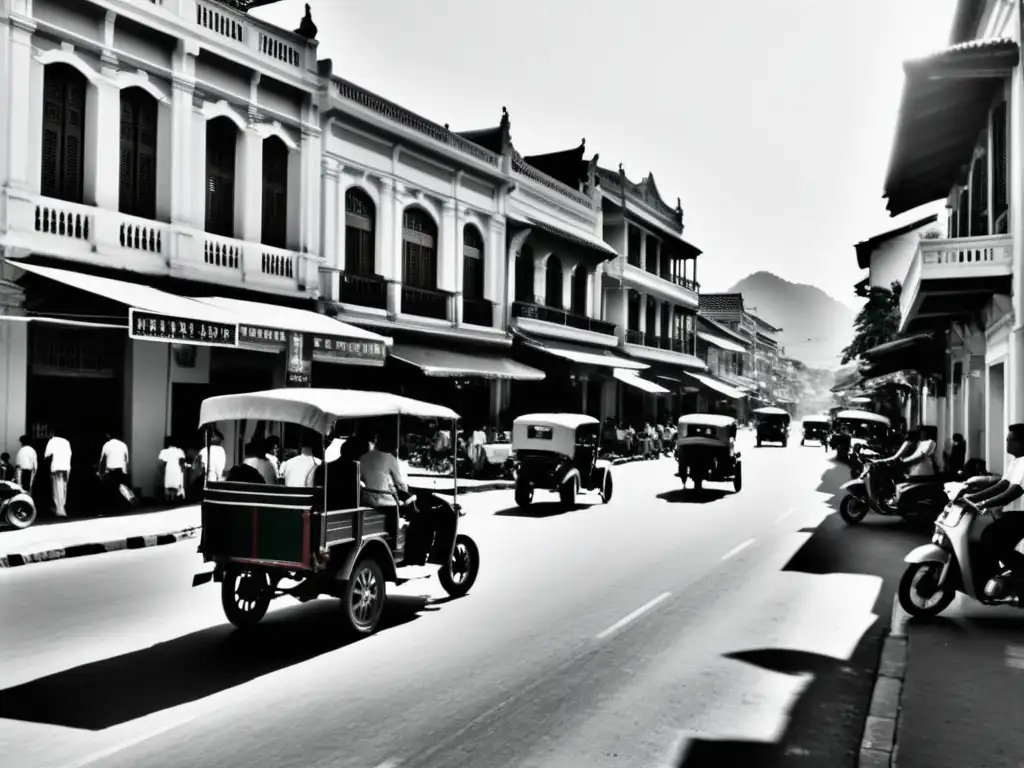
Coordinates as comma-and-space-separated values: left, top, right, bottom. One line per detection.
462, 224, 484, 299
345, 188, 376, 275
402, 207, 437, 289
515, 244, 534, 303
119, 87, 157, 219
545, 256, 563, 310
205, 117, 237, 237
261, 137, 288, 248
41, 64, 87, 204
571, 265, 588, 315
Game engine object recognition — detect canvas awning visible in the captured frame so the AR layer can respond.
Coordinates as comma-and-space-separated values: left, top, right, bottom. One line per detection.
613, 369, 670, 394
390, 344, 545, 380
11, 261, 240, 347
521, 336, 649, 370
697, 331, 746, 354
685, 371, 746, 400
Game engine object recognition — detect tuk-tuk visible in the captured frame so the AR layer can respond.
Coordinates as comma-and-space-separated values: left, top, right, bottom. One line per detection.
829, 409, 891, 461
511, 413, 614, 509
191, 388, 480, 636
676, 414, 742, 493
753, 406, 791, 447
801, 415, 830, 446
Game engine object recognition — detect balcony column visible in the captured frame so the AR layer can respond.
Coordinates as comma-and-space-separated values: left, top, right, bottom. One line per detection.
379, 178, 400, 316
505, 226, 532, 328
586, 264, 599, 319
334, 173, 348, 275
236, 127, 263, 244
321, 162, 340, 301
533, 252, 551, 306
654, 240, 661, 277
88, 54, 120, 214
653, 301, 662, 345
639, 235, 647, 271
170, 42, 197, 228
562, 259, 577, 312
5, 17, 35, 192
446, 200, 461, 323
488, 218, 505, 327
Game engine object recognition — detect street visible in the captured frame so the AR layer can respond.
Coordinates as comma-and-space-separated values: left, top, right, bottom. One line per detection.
0, 433, 925, 768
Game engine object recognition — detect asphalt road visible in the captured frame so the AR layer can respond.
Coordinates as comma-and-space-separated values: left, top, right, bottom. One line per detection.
0, 431, 926, 768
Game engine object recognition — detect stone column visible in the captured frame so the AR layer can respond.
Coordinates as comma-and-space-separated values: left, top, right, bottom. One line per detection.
654, 301, 662, 344
237, 127, 263, 243
170, 42, 197, 226
562, 260, 577, 312
639, 235, 647, 271
379, 177, 399, 315
488, 218, 505, 328
533, 253, 551, 306
91, 52, 121, 211
320, 161, 339, 268
6, 17, 35, 192
586, 264, 598, 319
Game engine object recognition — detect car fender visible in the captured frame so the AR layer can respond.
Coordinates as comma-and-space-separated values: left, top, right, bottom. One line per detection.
840, 478, 867, 496
337, 537, 398, 582
594, 458, 613, 471
559, 466, 581, 489
0, 491, 34, 511
904, 544, 950, 565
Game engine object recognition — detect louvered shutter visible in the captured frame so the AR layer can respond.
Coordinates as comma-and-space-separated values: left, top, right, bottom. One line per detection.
61, 74, 85, 203
205, 120, 236, 237
261, 139, 288, 248
993, 102, 1008, 228
136, 98, 157, 220
119, 98, 135, 214
40, 74, 63, 198
358, 230, 374, 274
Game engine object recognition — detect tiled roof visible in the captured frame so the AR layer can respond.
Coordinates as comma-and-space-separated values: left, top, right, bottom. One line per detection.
698, 293, 744, 314
696, 313, 748, 345
597, 165, 683, 229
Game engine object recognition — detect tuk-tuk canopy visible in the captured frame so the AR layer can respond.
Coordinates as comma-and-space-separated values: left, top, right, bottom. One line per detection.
199, 388, 460, 434
834, 409, 891, 426
678, 413, 737, 428
512, 413, 600, 430
753, 406, 789, 416
802, 414, 830, 424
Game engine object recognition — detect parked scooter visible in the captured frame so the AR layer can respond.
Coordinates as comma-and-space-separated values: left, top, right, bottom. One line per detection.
898, 478, 1024, 616
838, 457, 948, 527
0, 477, 37, 529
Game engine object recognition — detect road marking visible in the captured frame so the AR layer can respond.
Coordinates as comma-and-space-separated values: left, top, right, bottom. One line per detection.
721, 538, 756, 561
596, 591, 672, 640
1005, 645, 1024, 670
774, 507, 796, 525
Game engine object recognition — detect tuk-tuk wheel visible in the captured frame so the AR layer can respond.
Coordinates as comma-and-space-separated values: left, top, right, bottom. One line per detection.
733, 464, 743, 493
756, 438, 762, 447
559, 477, 576, 508
801, 438, 805, 446
341, 557, 386, 635
600, 470, 614, 503
221, 568, 272, 629
439, 534, 479, 598
4, 499, 36, 529
514, 482, 533, 507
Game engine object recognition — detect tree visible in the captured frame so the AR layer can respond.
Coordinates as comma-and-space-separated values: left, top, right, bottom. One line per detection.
840, 281, 902, 364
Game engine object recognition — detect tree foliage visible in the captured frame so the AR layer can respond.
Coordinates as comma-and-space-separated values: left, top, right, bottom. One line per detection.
840, 281, 902, 365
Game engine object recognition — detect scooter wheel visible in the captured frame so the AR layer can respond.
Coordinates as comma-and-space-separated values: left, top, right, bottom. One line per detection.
898, 562, 955, 618
839, 495, 869, 525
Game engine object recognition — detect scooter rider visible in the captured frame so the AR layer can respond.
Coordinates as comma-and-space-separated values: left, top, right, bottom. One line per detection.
964, 424, 1024, 598
901, 425, 938, 479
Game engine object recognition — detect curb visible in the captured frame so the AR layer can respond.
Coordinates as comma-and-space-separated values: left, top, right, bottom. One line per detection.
858, 632, 908, 768
0, 527, 199, 569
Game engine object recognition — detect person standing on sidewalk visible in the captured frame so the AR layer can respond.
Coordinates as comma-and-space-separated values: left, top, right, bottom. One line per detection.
99, 433, 131, 513
14, 435, 37, 493
44, 430, 72, 518
158, 436, 186, 502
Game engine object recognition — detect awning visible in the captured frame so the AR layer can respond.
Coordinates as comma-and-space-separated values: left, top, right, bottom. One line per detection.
862, 332, 935, 359
390, 343, 545, 380
685, 371, 746, 400
12, 261, 240, 347
512, 216, 620, 260
196, 296, 390, 366
613, 369, 670, 394
697, 331, 746, 354
520, 336, 649, 370
884, 38, 1019, 216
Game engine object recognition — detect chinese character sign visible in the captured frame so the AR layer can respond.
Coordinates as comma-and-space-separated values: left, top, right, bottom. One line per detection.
286, 331, 313, 387
311, 336, 387, 364
238, 325, 289, 347
129, 309, 238, 347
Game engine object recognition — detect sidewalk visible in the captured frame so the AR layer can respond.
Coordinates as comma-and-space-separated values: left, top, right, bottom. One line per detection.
887, 602, 1024, 768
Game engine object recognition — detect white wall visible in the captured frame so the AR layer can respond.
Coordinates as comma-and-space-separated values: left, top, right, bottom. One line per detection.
868, 225, 937, 288
0, 322, 28, 454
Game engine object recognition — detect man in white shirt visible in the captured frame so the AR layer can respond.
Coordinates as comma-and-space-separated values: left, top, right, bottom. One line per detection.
280, 437, 322, 488
900, 426, 937, 478
196, 430, 227, 483
966, 424, 1024, 598
15, 435, 38, 492
99, 433, 132, 514
359, 432, 409, 508
158, 436, 186, 502
44, 431, 72, 517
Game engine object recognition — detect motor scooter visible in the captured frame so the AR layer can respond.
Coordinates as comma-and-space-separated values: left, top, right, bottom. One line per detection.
0, 478, 37, 529
898, 479, 1024, 616
838, 457, 948, 527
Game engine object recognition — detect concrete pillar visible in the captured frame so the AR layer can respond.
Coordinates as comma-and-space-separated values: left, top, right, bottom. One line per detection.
170, 43, 197, 226
639, 235, 647, 271
6, 19, 35, 192
238, 129, 263, 242
321, 163, 339, 299
0, 321, 28, 453
125, 340, 170, 499
584, 266, 596, 318
654, 301, 662, 343
439, 199, 457, 293
533, 253, 551, 306
562, 261, 576, 312
1010, 7, 1024, 423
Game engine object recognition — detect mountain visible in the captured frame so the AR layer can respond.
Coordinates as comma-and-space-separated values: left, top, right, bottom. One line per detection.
726, 271, 856, 370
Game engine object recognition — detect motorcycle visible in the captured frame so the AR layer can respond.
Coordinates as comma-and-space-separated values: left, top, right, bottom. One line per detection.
838, 457, 948, 527
0, 478, 37, 529
898, 479, 1024, 616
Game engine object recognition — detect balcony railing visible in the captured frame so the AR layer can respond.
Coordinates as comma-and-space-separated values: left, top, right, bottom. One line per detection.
512, 301, 616, 336
462, 297, 494, 327
7, 191, 311, 294
625, 332, 692, 353
317, 269, 388, 310
672, 275, 700, 292
193, 0, 312, 75
402, 285, 449, 320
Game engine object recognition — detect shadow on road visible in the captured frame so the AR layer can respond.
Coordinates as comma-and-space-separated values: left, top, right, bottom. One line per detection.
656, 488, 730, 505
0, 595, 430, 731
671, 463, 929, 767
493, 502, 569, 518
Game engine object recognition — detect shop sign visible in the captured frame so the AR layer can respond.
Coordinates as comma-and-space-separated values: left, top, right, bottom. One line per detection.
286, 331, 313, 387
312, 336, 387, 363
239, 324, 289, 347
129, 309, 237, 348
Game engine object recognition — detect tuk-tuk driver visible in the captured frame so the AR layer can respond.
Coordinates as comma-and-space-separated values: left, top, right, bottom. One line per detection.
359, 431, 411, 509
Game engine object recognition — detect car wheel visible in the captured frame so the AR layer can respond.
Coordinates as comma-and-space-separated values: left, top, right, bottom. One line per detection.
341, 557, 386, 636
600, 470, 614, 503
559, 477, 577, 508
221, 568, 272, 629
733, 464, 742, 493
438, 534, 479, 598
4, 499, 37, 529
514, 481, 533, 507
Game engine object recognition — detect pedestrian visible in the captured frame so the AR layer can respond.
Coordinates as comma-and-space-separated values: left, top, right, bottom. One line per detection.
196, 429, 227, 482
44, 429, 72, 517
265, 435, 282, 479
99, 432, 131, 513
947, 433, 967, 476
241, 439, 278, 484
157, 436, 186, 502
280, 433, 321, 487
14, 435, 37, 492
0, 453, 15, 482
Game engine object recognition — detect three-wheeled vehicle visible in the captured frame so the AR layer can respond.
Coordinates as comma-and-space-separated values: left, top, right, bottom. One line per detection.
0, 476, 36, 529
676, 414, 742, 493
753, 406, 791, 447
801, 415, 830, 447
828, 409, 891, 462
191, 388, 480, 636
511, 413, 614, 509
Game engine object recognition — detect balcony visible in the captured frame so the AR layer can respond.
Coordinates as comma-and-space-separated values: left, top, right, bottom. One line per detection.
605, 258, 699, 310
319, 269, 388, 310
622, 330, 705, 370
462, 297, 494, 327
3, 191, 314, 296
511, 300, 618, 346
899, 234, 1014, 333
402, 285, 450, 320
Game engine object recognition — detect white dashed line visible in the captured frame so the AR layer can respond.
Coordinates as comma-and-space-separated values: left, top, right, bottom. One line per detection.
596, 592, 672, 640
721, 538, 756, 561
1005, 645, 1024, 670
774, 507, 796, 525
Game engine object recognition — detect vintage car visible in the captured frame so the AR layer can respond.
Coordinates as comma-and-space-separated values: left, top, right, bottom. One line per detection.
511, 413, 613, 509
801, 415, 830, 446
676, 414, 742, 493
753, 406, 791, 447
191, 388, 480, 636
0, 476, 36, 529
828, 409, 891, 462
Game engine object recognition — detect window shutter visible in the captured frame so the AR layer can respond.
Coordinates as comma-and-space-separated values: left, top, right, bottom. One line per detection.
260, 139, 288, 248
205, 120, 236, 237
136, 97, 157, 220
358, 230, 374, 275
344, 227, 362, 274
41, 65, 86, 204
61, 74, 85, 204
993, 102, 1008, 223
41, 75, 63, 198
119, 98, 135, 214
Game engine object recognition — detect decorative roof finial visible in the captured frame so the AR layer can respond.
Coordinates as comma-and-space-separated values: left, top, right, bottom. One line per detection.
676, 196, 682, 212
618, 162, 624, 175
295, 3, 317, 40
499, 106, 513, 155
444, 123, 450, 131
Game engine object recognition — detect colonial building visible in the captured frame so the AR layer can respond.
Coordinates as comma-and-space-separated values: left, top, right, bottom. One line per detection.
695, 313, 751, 415
0, 0, 389, 498
698, 294, 784, 406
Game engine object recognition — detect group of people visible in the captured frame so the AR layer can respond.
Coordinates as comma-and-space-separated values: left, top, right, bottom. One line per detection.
602, 420, 678, 458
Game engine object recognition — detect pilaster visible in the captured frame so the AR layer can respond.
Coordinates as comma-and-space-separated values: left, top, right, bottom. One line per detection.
5, 17, 36, 192
439, 198, 457, 293
378, 176, 395, 280
237, 127, 263, 242
171, 41, 197, 227
321, 160, 339, 270
562, 261, 576, 312
533, 252, 552, 306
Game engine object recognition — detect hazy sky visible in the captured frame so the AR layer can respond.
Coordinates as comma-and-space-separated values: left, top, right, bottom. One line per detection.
256, 0, 958, 309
